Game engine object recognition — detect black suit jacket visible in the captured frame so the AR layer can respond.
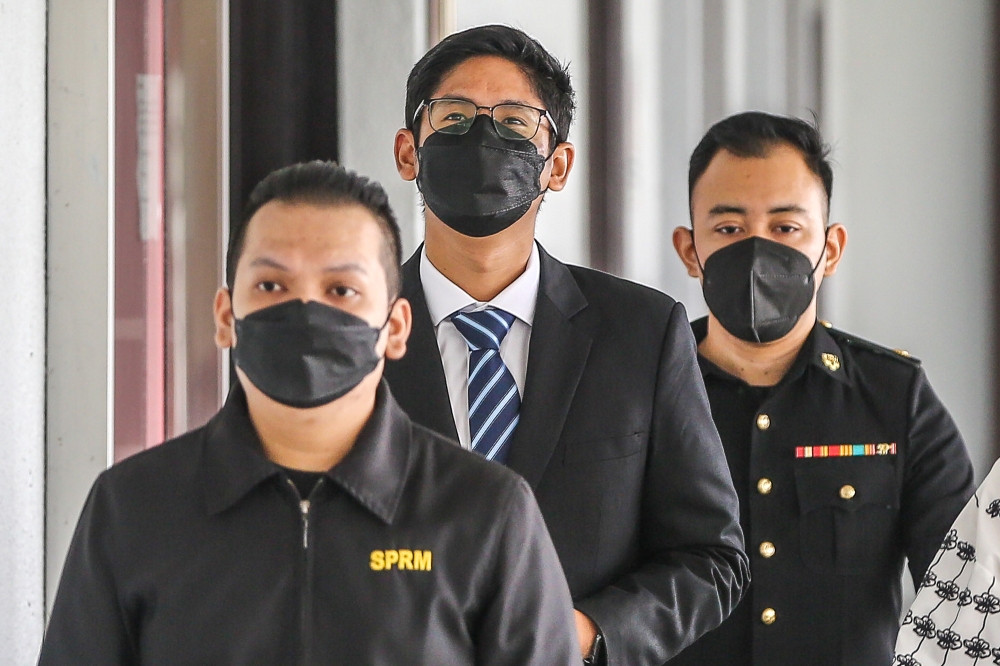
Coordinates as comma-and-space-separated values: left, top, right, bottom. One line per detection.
384, 245, 750, 666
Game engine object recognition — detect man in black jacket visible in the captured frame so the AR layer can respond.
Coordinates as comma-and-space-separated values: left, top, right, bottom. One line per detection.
669, 111, 976, 665
38, 162, 579, 666
385, 25, 749, 666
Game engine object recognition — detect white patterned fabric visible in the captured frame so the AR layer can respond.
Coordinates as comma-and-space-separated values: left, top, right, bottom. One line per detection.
895, 458, 1000, 665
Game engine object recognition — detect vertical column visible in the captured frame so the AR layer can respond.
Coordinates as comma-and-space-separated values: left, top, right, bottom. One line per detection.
620, 0, 663, 287
0, 1, 47, 659
657, 0, 710, 309
47, 0, 116, 611
588, 0, 626, 275
338, 0, 428, 256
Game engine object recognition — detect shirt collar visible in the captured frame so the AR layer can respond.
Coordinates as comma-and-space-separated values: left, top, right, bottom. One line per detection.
419, 242, 540, 326
202, 380, 413, 524
692, 317, 852, 388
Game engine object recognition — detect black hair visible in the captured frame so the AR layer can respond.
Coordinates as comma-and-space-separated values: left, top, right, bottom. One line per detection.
404, 24, 576, 147
227, 161, 403, 300
689, 111, 834, 217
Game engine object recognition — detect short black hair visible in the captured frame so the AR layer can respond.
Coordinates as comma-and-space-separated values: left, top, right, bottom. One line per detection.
689, 111, 834, 217
227, 161, 402, 300
404, 24, 576, 147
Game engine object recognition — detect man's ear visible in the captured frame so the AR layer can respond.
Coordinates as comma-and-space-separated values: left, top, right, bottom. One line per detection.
822, 223, 848, 277
383, 297, 412, 361
672, 226, 703, 279
395, 129, 418, 182
214, 287, 235, 349
544, 141, 575, 192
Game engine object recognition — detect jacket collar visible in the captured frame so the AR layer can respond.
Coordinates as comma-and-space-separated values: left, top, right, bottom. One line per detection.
390, 250, 460, 442
202, 380, 413, 524
504, 244, 591, 487
692, 317, 853, 388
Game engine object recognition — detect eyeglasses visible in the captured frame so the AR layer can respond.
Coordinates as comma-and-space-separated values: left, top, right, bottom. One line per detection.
413, 98, 559, 142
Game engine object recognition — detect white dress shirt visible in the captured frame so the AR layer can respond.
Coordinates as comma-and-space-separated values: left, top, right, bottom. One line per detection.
419, 242, 539, 450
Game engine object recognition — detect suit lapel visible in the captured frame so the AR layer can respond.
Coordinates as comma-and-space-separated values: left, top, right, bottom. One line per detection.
506, 247, 592, 489
383, 250, 459, 442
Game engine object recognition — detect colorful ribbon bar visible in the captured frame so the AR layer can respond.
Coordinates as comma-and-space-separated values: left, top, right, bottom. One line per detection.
795, 443, 896, 458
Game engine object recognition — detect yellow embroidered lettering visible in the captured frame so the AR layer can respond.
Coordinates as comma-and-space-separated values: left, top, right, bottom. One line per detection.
370, 550, 385, 571
398, 549, 414, 570
384, 549, 399, 570
414, 550, 432, 571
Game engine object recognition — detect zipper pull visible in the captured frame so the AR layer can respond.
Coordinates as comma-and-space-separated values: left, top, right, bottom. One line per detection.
300, 499, 310, 549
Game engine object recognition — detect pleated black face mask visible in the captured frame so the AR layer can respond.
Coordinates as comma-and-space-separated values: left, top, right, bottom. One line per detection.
232, 299, 387, 409
416, 115, 547, 237
698, 235, 827, 343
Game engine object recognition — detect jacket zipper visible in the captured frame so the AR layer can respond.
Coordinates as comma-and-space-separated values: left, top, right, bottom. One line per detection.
287, 477, 323, 666
299, 498, 310, 549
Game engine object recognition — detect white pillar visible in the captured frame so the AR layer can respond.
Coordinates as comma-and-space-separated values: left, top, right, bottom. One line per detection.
337, 0, 428, 257
657, 0, 710, 311
0, 1, 47, 660
46, 0, 116, 612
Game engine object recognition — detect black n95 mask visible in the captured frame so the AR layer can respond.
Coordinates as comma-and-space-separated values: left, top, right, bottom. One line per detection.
232, 299, 385, 409
700, 235, 825, 343
416, 115, 546, 237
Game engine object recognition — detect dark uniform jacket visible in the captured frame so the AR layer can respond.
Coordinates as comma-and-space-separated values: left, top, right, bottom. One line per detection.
384, 246, 750, 666
669, 318, 976, 666
38, 381, 579, 666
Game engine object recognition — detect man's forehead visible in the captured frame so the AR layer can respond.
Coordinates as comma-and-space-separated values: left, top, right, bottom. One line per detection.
431, 56, 542, 107
242, 201, 382, 255
698, 147, 824, 199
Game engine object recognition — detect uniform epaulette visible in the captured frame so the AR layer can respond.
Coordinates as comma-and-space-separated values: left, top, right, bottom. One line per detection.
820, 322, 922, 366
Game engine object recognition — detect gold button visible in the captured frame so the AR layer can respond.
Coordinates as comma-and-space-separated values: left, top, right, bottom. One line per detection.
819, 320, 833, 328
756, 414, 771, 431
894, 349, 911, 358
840, 484, 856, 500
759, 541, 775, 558
761, 608, 776, 625
757, 478, 773, 495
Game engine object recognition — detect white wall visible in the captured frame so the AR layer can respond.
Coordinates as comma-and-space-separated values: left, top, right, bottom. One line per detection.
455, 0, 590, 266
823, 0, 996, 479
338, 0, 427, 257
0, 1, 47, 660
46, 0, 116, 613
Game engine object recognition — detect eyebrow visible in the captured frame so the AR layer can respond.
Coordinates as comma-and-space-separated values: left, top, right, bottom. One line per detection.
434, 95, 535, 107
768, 204, 809, 215
708, 205, 747, 216
247, 257, 368, 274
707, 204, 809, 216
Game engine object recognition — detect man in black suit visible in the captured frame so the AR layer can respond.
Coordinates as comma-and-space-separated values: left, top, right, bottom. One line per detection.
385, 25, 749, 666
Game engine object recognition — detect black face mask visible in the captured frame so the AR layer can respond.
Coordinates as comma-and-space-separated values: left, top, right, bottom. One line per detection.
697, 235, 827, 343
416, 115, 547, 238
232, 299, 387, 409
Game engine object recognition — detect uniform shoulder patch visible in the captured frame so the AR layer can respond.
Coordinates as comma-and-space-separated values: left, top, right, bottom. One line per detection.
824, 326, 922, 366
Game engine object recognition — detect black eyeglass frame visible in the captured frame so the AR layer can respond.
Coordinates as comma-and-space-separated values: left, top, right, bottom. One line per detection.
412, 97, 561, 143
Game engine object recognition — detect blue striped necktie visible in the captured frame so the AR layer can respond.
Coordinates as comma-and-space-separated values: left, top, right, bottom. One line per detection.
450, 308, 520, 464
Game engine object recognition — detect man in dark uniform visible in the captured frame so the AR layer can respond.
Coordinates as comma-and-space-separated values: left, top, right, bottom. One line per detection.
385, 25, 748, 666
669, 111, 976, 665
38, 162, 580, 666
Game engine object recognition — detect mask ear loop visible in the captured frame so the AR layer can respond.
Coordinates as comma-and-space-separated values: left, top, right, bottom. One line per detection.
688, 228, 707, 275
378, 298, 398, 332
811, 226, 832, 276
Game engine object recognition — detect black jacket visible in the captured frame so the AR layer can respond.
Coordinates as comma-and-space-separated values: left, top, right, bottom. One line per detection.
669, 318, 976, 666
38, 382, 579, 666
384, 246, 750, 666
